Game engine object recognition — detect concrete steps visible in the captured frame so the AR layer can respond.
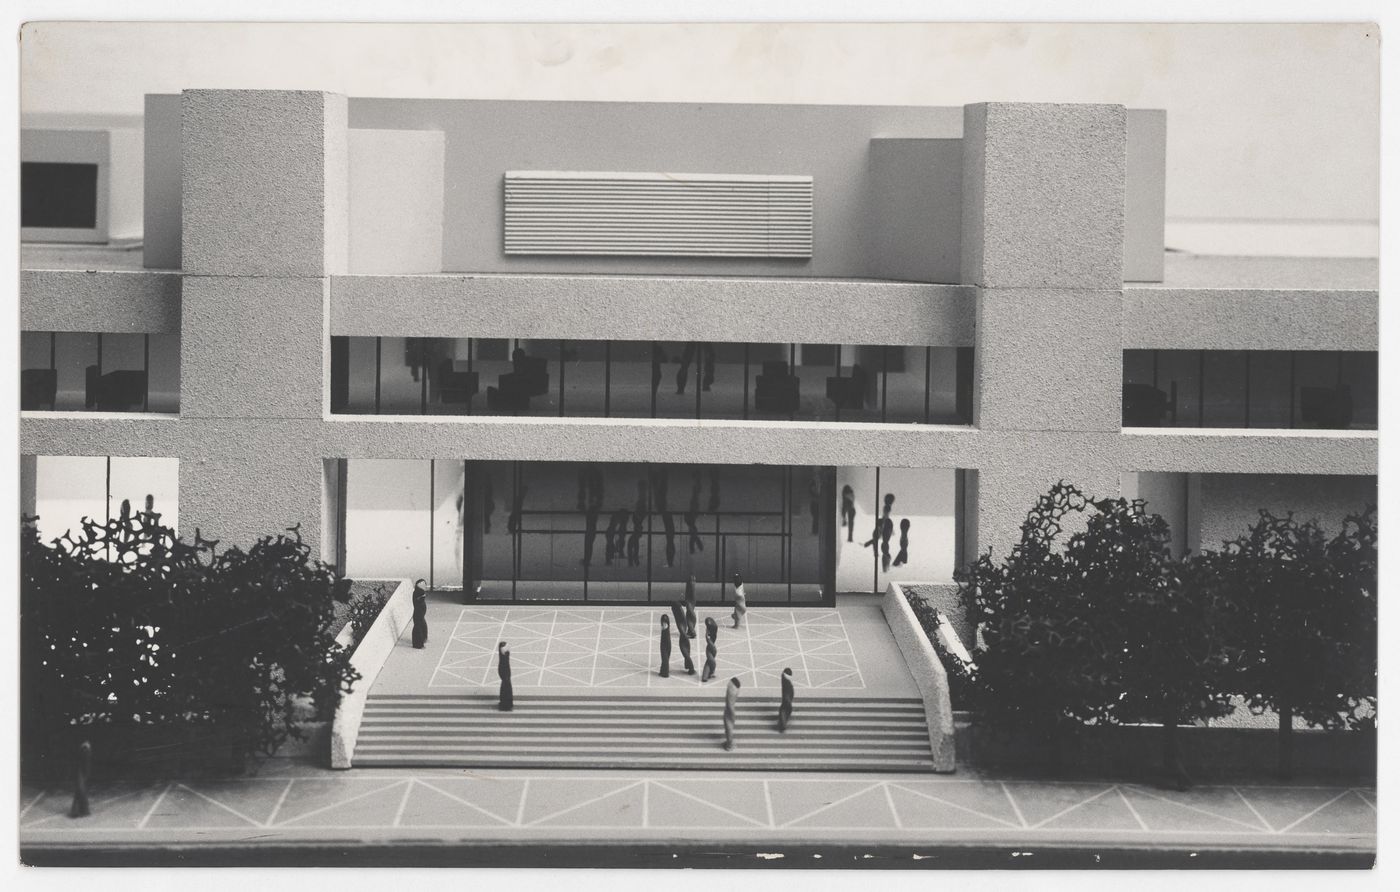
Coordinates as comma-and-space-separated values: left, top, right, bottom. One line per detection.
353, 694, 936, 771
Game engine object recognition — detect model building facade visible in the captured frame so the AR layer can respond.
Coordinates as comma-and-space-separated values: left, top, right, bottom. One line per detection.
19, 91, 1378, 609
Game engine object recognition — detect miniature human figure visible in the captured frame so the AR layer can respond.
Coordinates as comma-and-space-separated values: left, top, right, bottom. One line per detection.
605, 507, 629, 564
777, 667, 795, 732
676, 611, 696, 674
497, 641, 514, 711
722, 677, 742, 750
731, 572, 748, 629
580, 465, 604, 567
482, 477, 495, 534
684, 576, 698, 639
670, 601, 688, 641
659, 614, 672, 678
627, 480, 647, 567
685, 472, 704, 554
675, 342, 717, 394
841, 485, 857, 541
69, 740, 91, 818
411, 579, 429, 649
652, 468, 677, 567
892, 518, 911, 567
651, 342, 668, 402
701, 617, 719, 682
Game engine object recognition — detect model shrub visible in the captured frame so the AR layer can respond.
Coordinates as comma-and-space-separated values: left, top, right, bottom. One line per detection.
956, 482, 1236, 782
21, 502, 359, 776
347, 583, 394, 645
1212, 507, 1377, 778
955, 483, 1125, 761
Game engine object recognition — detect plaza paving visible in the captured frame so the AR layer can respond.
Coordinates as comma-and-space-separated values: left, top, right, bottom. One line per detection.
20, 762, 1374, 860
373, 595, 918, 698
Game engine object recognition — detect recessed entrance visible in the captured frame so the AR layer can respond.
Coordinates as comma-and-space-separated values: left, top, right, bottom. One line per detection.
337, 459, 959, 604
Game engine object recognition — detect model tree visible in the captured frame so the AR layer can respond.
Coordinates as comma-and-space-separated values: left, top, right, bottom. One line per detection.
21, 503, 359, 777
958, 482, 1236, 783
1220, 508, 1377, 779
1091, 497, 1235, 789
956, 483, 1121, 768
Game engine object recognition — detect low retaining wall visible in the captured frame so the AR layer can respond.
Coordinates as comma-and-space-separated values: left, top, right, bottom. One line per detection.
880, 582, 956, 772
956, 718, 1376, 781
330, 578, 414, 769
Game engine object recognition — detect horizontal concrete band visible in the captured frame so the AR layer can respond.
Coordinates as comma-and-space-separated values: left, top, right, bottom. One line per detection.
329, 274, 974, 346
20, 415, 1378, 476
20, 269, 1378, 352
1122, 287, 1379, 351
20, 270, 182, 333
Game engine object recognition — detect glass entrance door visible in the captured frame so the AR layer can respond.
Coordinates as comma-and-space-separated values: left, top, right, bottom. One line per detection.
465, 460, 834, 605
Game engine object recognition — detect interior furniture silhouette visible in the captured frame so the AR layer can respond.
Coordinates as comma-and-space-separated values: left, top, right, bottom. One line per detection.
488, 350, 551, 411
826, 363, 869, 410
84, 366, 147, 412
1122, 381, 1175, 427
436, 359, 479, 405
1300, 384, 1354, 429
21, 368, 57, 411
755, 360, 800, 414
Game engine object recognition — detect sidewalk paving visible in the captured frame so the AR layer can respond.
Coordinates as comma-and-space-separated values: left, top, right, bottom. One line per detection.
20, 761, 1375, 866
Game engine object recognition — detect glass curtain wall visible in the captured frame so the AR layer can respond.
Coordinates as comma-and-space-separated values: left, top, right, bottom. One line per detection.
20, 331, 180, 413
330, 336, 974, 426
1122, 349, 1378, 430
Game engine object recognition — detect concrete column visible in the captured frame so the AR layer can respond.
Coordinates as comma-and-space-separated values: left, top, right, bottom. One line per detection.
177, 90, 346, 553
962, 102, 1128, 559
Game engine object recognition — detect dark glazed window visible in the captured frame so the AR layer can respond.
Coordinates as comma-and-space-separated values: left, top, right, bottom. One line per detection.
20, 331, 176, 413
1201, 351, 1247, 428
21, 162, 99, 229
329, 335, 974, 426
1123, 349, 1376, 430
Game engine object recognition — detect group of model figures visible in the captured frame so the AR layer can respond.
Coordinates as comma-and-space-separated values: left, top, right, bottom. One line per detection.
408, 574, 790, 750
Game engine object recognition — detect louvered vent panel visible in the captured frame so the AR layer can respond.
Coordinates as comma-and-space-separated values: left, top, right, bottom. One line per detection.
503, 171, 813, 258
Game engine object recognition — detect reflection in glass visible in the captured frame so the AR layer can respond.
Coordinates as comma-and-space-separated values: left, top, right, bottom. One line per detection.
379, 337, 424, 414
53, 332, 99, 411
884, 345, 928, 423
464, 461, 835, 604
1201, 350, 1247, 428
328, 335, 975, 426
147, 334, 181, 414
1340, 352, 1378, 429
1247, 351, 1292, 429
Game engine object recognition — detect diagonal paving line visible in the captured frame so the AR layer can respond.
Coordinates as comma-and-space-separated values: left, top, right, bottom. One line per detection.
135, 783, 173, 830
410, 778, 517, 826
1274, 789, 1352, 835
391, 778, 415, 827
1002, 778, 1036, 828
888, 782, 1024, 829
1115, 785, 1149, 831
1121, 783, 1269, 833
171, 783, 265, 827
648, 779, 769, 828
264, 778, 295, 828
514, 778, 530, 827
19, 790, 48, 820
777, 781, 886, 829
271, 780, 408, 827
1028, 786, 1116, 829
523, 780, 645, 827
882, 782, 905, 831
1231, 785, 1276, 832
